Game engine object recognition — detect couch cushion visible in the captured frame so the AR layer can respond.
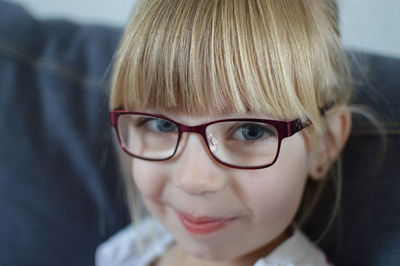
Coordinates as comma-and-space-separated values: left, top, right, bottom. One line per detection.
0, 1, 129, 266
339, 53, 400, 265
315, 53, 400, 265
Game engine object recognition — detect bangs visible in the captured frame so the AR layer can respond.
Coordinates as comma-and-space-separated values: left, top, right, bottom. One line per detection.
111, 0, 345, 123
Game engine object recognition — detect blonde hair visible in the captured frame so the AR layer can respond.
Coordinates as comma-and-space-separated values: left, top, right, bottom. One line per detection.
110, 0, 353, 239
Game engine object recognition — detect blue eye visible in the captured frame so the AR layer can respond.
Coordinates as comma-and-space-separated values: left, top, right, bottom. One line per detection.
231, 123, 275, 141
138, 118, 177, 133
241, 124, 265, 140
155, 119, 177, 132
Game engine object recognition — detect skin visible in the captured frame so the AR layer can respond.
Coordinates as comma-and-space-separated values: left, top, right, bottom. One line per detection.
130, 110, 351, 266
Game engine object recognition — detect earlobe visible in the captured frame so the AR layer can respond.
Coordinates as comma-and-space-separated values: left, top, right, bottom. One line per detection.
309, 107, 352, 181
309, 161, 329, 180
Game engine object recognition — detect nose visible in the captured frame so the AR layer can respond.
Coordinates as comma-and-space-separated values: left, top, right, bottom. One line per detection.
172, 134, 228, 195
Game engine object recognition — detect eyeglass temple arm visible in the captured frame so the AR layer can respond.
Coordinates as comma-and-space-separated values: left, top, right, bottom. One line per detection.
319, 101, 335, 116
287, 101, 334, 136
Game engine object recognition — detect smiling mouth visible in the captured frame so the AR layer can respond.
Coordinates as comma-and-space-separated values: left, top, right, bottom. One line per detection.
177, 212, 235, 235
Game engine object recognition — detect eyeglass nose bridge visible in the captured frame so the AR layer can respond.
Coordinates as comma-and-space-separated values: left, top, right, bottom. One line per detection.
178, 124, 208, 134
176, 123, 211, 149
175, 123, 219, 157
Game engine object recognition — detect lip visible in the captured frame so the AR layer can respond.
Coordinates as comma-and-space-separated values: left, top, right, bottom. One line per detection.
177, 212, 235, 235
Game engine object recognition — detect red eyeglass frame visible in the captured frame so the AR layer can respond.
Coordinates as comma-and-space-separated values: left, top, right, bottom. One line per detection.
110, 104, 333, 170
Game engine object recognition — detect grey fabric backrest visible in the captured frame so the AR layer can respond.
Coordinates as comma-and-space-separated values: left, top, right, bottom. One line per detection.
317, 53, 400, 265
0, 2, 129, 266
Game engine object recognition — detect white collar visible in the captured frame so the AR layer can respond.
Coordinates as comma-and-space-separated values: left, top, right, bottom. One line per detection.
97, 218, 329, 266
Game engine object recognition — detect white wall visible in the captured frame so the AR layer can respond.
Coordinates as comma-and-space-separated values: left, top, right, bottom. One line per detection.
339, 0, 400, 57
9, 0, 400, 57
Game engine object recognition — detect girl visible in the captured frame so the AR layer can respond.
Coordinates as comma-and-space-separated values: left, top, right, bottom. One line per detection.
97, 0, 352, 265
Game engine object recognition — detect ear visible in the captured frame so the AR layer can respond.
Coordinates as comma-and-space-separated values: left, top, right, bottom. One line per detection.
308, 107, 352, 180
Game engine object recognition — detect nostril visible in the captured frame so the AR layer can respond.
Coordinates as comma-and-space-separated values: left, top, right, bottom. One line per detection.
173, 156, 227, 195
173, 173, 226, 196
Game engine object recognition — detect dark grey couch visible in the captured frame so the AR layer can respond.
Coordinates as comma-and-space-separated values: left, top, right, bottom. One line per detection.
0, 2, 129, 266
0, 1, 399, 265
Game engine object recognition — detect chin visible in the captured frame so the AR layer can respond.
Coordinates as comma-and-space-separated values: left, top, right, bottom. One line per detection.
192, 252, 228, 262
185, 243, 236, 263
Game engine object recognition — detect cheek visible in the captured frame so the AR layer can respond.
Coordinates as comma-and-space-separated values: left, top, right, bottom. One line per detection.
131, 159, 166, 200
237, 135, 310, 223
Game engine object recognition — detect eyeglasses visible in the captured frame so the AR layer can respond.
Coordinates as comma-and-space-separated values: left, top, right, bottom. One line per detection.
110, 110, 323, 170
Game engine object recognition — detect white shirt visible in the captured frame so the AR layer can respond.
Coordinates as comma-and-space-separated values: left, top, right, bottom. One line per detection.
96, 218, 332, 266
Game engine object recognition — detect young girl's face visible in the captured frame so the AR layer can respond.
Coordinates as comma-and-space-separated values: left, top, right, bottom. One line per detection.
131, 111, 313, 263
